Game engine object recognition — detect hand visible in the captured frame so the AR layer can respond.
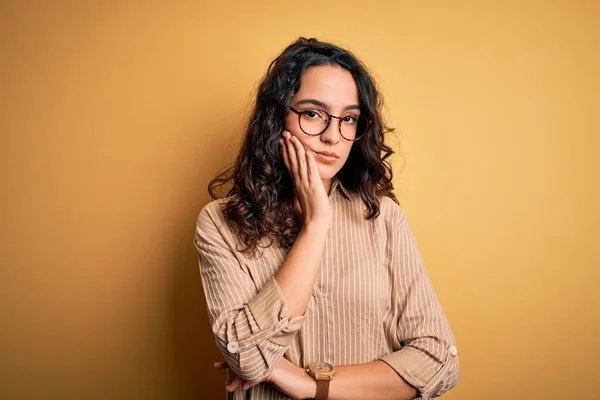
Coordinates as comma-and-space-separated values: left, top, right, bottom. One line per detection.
280, 130, 332, 230
213, 361, 261, 392
214, 358, 316, 399
267, 357, 317, 400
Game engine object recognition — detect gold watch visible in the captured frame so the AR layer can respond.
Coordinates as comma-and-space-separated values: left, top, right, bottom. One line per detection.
307, 362, 335, 400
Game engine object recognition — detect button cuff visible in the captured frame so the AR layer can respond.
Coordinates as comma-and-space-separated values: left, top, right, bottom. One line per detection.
227, 341, 239, 354
449, 345, 458, 357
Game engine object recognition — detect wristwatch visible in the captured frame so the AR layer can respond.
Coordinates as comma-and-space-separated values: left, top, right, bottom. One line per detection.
307, 361, 335, 400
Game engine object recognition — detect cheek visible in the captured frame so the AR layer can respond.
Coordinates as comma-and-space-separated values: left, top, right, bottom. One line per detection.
285, 113, 301, 133
295, 135, 313, 149
341, 144, 354, 160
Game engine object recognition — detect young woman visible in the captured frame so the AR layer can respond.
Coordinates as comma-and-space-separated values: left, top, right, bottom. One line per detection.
194, 37, 460, 400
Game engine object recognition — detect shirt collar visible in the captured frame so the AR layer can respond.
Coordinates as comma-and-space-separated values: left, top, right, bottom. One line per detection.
329, 176, 351, 201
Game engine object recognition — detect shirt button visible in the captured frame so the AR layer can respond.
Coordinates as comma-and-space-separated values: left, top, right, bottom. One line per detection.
227, 341, 239, 354
449, 345, 458, 357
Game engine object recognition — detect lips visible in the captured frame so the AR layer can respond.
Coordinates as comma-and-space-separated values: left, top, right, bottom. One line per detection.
315, 151, 339, 162
316, 151, 339, 159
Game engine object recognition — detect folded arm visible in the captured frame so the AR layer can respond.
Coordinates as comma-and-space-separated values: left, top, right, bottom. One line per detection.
376, 208, 461, 399
194, 206, 305, 384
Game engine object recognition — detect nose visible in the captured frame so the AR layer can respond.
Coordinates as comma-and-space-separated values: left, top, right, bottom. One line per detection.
320, 118, 342, 145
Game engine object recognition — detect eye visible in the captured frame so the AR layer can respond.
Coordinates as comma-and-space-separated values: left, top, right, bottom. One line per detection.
302, 109, 327, 120
342, 115, 359, 123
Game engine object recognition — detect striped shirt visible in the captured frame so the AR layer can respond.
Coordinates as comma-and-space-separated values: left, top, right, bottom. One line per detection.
193, 176, 460, 399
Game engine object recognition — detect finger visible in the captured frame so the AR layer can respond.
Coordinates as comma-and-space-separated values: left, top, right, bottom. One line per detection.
306, 150, 320, 185
226, 377, 243, 392
280, 138, 290, 172
291, 136, 308, 185
213, 361, 229, 369
285, 134, 299, 180
241, 380, 259, 391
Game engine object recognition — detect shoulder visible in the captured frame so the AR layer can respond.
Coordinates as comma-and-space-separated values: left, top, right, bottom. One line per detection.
195, 197, 232, 233
198, 197, 229, 218
378, 195, 408, 228
194, 197, 241, 255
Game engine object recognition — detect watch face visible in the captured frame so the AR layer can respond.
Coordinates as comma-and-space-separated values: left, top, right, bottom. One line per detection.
311, 362, 334, 373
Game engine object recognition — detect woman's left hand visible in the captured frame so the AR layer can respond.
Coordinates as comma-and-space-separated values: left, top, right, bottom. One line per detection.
214, 357, 316, 399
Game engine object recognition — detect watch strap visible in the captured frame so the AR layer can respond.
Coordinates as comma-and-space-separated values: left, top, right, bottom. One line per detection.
315, 378, 330, 400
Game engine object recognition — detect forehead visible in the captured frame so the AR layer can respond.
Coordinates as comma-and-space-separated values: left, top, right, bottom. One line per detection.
293, 65, 359, 107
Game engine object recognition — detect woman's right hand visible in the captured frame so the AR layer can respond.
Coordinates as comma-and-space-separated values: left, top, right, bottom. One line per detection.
280, 130, 332, 230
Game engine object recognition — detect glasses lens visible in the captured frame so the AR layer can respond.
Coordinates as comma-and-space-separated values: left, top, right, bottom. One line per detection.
340, 115, 369, 140
299, 110, 329, 135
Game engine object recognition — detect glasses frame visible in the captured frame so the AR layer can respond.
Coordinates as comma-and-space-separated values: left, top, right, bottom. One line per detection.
289, 106, 372, 141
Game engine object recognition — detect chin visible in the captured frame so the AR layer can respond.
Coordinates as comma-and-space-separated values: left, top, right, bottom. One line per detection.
316, 164, 339, 180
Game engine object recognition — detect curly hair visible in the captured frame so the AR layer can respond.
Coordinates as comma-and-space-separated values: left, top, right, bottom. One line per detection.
208, 37, 399, 258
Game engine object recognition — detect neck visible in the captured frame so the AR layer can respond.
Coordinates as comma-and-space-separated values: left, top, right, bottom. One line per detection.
322, 178, 332, 196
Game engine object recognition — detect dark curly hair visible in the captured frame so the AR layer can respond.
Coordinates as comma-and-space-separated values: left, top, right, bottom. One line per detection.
208, 37, 399, 258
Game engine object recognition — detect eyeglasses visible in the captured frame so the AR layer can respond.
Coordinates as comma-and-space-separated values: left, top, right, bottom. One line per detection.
289, 106, 372, 141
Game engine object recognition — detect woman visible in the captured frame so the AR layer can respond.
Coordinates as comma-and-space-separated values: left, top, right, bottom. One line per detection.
194, 37, 460, 400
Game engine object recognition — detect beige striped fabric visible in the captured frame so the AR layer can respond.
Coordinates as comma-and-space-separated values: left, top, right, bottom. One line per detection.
194, 176, 460, 399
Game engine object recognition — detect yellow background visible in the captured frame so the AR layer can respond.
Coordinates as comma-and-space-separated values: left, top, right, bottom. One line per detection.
1, 1, 598, 399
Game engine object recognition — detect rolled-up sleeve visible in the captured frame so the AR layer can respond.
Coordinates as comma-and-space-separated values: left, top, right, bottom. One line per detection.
379, 209, 461, 399
194, 205, 305, 384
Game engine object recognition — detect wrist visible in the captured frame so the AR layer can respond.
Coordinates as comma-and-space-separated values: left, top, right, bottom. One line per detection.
303, 368, 317, 399
301, 220, 330, 235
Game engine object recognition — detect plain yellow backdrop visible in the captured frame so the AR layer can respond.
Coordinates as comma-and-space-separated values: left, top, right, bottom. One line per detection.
1, 1, 598, 399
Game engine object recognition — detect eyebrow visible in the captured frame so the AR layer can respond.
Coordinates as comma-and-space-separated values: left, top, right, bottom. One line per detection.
295, 99, 361, 112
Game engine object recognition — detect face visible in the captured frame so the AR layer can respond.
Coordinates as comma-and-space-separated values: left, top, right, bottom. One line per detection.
284, 65, 361, 181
